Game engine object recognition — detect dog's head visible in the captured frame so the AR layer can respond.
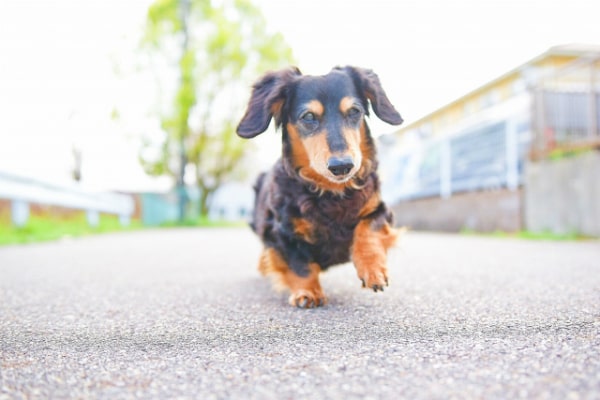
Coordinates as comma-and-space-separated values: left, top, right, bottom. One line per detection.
237, 66, 403, 191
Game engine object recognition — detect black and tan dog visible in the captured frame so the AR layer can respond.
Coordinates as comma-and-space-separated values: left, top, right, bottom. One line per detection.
237, 66, 403, 308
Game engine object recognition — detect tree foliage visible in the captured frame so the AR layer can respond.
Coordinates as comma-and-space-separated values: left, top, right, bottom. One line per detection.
140, 0, 294, 216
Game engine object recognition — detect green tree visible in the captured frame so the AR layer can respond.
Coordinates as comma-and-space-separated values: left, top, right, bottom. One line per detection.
141, 0, 293, 218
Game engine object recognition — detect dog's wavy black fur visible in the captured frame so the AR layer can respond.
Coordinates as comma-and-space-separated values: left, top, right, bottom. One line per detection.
251, 160, 392, 275
237, 66, 403, 307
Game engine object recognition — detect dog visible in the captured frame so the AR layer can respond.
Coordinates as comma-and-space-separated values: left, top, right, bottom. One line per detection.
236, 66, 403, 308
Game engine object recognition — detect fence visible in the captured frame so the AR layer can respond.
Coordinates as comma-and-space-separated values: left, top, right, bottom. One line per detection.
383, 50, 600, 235
384, 116, 530, 203
525, 54, 600, 236
531, 55, 600, 159
0, 171, 134, 227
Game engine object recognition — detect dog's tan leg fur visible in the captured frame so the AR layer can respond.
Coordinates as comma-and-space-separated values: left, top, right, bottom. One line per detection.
351, 219, 399, 291
258, 247, 327, 308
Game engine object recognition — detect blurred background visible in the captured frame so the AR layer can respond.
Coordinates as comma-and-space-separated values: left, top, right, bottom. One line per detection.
1, 0, 599, 244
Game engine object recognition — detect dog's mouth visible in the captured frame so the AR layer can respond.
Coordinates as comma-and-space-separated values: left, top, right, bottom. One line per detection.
302, 150, 363, 188
326, 171, 356, 184
322, 164, 363, 185
325, 153, 361, 183
307, 153, 360, 184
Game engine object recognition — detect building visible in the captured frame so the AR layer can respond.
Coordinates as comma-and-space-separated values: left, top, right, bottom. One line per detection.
380, 44, 600, 234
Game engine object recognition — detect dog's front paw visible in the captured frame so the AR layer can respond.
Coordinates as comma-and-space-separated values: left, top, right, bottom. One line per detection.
288, 289, 327, 308
358, 266, 389, 292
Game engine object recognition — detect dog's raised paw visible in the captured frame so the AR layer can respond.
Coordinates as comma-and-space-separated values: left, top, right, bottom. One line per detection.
359, 269, 389, 292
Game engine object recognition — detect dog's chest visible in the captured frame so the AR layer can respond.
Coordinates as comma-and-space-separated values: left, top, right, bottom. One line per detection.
298, 182, 374, 243
312, 191, 365, 226
298, 191, 367, 267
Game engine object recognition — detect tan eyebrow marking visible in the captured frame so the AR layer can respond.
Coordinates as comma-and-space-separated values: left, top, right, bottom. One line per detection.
306, 100, 324, 116
339, 96, 359, 113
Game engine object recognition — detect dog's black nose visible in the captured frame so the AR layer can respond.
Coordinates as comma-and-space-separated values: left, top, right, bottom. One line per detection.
327, 156, 354, 176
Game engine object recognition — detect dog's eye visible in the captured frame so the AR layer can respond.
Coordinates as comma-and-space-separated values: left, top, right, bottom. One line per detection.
346, 107, 363, 124
301, 112, 316, 122
347, 107, 361, 117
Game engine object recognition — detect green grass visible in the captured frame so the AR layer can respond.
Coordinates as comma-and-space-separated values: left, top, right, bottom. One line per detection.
0, 214, 142, 246
461, 228, 588, 241
548, 147, 594, 161
511, 230, 583, 241
0, 214, 247, 246
160, 216, 247, 228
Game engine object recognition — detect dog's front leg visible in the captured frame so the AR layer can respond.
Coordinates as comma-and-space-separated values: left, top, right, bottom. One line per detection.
258, 248, 327, 308
285, 262, 327, 308
351, 218, 399, 292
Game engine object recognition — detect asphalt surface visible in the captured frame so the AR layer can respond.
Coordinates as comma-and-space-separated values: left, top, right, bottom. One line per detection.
0, 228, 599, 399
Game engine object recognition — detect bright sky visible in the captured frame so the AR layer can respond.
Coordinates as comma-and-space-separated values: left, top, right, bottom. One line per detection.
0, 0, 598, 191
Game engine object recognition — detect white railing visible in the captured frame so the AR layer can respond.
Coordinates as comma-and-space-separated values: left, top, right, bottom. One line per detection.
0, 171, 135, 227
382, 94, 531, 204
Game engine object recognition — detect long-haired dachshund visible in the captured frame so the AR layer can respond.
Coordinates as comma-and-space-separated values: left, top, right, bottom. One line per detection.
237, 66, 403, 308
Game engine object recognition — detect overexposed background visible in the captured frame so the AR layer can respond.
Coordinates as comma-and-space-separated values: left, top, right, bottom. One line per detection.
1, 0, 598, 190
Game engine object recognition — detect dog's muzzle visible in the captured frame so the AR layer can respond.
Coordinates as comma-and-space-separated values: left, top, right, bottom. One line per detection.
327, 156, 354, 177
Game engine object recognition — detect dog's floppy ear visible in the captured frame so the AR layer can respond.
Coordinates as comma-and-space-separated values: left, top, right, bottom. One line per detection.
341, 66, 403, 126
237, 67, 301, 138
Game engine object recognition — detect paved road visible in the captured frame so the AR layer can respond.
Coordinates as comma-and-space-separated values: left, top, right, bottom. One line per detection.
0, 228, 599, 399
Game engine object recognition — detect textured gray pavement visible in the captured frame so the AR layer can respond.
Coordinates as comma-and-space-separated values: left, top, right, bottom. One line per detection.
1, 228, 599, 399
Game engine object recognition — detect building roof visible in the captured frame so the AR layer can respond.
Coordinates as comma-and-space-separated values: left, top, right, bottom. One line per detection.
395, 43, 600, 135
